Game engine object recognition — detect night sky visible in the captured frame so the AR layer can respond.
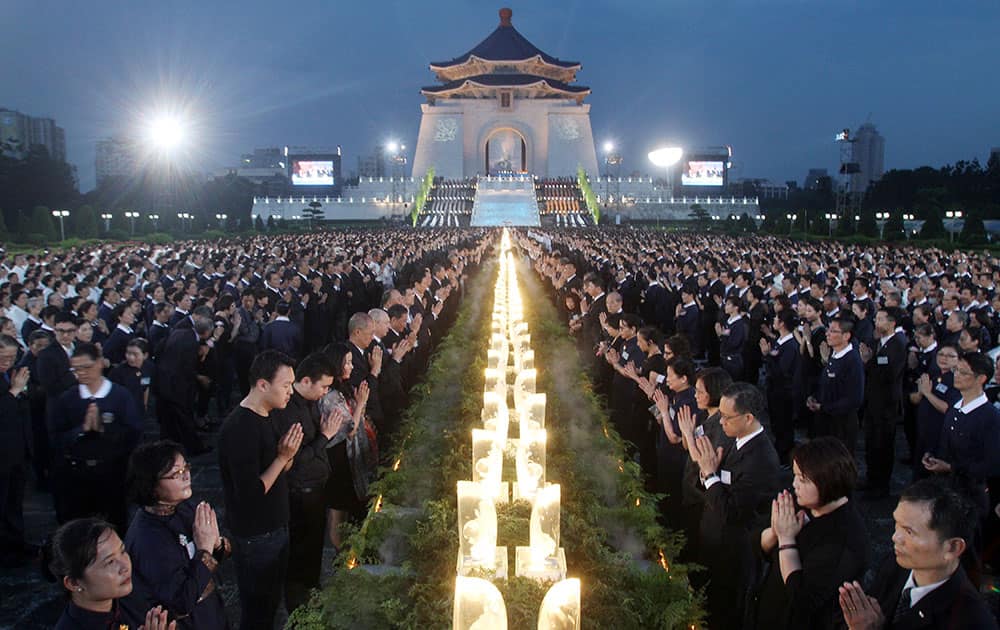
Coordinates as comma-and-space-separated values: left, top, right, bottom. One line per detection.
4, 0, 998, 190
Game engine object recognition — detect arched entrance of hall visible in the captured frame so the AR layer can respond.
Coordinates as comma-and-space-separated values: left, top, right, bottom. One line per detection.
484, 128, 527, 175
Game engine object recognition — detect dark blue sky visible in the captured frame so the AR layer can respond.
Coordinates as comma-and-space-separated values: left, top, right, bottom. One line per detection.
4, 0, 998, 190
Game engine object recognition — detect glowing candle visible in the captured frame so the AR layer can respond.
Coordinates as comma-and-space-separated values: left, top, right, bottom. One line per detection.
453, 576, 507, 630
537, 578, 580, 630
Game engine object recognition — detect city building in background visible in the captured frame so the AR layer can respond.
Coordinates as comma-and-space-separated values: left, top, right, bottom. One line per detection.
851, 122, 885, 195
1, 107, 66, 161
95, 137, 138, 185
357, 145, 388, 179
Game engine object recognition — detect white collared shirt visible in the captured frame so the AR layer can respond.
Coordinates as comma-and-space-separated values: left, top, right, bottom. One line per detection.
777, 333, 795, 346
902, 570, 949, 607
79, 378, 113, 400
726, 315, 743, 325
954, 392, 988, 415
736, 425, 765, 450
116, 324, 134, 334
832, 345, 852, 360
921, 341, 938, 354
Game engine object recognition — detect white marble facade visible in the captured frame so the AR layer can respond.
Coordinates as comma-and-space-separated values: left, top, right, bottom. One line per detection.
411, 99, 598, 180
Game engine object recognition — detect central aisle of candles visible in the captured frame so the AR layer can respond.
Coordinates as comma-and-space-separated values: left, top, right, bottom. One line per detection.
453, 230, 581, 630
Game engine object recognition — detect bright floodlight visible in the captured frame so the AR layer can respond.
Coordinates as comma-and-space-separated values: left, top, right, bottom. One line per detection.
147, 115, 185, 150
386, 141, 399, 154
648, 147, 683, 168
602, 141, 614, 153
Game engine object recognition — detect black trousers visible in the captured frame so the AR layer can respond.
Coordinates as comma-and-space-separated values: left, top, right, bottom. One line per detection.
864, 407, 899, 491
285, 488, 327, 613
768, 393, 796, 464
232, 526, 289, 630
814, 410, 859, 456
0, 463, 26, 554
156, 397, 205, 453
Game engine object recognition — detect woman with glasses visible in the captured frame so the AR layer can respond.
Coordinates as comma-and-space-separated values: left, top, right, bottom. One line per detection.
123, 441, 229, 629
49, 343, 143, 530
911, 342, 961, 480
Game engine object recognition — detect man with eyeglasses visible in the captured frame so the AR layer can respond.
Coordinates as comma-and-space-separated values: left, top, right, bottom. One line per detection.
922, 351, 1000, 518
808, 315, 865, 454
49, 343, 142, 530
690, 382, 780, 629
36, 312, 79, 419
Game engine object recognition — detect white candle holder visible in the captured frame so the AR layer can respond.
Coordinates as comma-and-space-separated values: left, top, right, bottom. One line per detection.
456, 481, 507, 579
453, 576, 507, 630
537, 578, 581, 630
515, 484, 565, 582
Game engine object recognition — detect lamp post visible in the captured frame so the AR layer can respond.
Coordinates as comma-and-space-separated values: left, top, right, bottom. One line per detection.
177, 212, 191, 233
785, 213, 797, 236
902, 213, 914, 239
648, 146, 683, 227
387, 141, 408, 216
945, 210, 963, 243
603, 142, 623, 221
124, 211, 139, 235
51, 209, 69, 241
824, 212, 837, 238
148, 214, 160, 231
754, 214, 764, 230
215, 213, 228, 229
100, 213, 113, 233
875, 212, 889, 240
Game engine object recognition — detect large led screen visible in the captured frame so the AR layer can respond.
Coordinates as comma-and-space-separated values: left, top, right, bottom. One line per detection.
681, 161, 725, 187
292, 160, 334, 186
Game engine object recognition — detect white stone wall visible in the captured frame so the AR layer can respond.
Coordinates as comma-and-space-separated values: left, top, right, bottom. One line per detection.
412, 99, 598, 179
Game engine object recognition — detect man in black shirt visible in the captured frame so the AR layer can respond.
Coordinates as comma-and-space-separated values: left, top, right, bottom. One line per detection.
270, 352, 342, 613
218, 350, 303, 630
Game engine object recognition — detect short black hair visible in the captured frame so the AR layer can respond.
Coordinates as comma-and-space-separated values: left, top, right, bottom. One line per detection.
72, 342, 101, 362
619, 313, 641, 331
387, 304, 408, 321
296, 352, 335, 383
665, 357, 696, 388
249, 349, 295, 386
696, 367, 733, 409
899, 478, 975, 545
959, 351, 993, 382
126, 440, 185, 507
637, 326, 663, 348
126, 337, 149, 354
721, 382, 765, 418
791, 437, 858, 504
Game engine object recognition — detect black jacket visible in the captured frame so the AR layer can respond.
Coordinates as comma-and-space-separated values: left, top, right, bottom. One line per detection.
271, 389, 329, 490
869, 558, 997, 630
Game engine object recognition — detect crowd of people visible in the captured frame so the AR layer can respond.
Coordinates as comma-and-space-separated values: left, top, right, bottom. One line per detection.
522, 227, 1000, 629
0, 229, 492, 629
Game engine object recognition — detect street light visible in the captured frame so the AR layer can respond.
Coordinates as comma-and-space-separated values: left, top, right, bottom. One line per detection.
148, 214, 160, 231
648, 146, 683, 193
100, 213, 113, 232
785, 213, 797, 236
124, 211, 139, 235
603, 141, 623, 222
215, 213, 228, 229
51, 209, 69, 241
875, 212, 889, 239
945, 210, 963, 243
824, 213, 838, 238
177, 212, 191, 233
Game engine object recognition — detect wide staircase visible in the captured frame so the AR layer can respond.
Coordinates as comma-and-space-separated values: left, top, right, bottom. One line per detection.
469, 174, 541, 227
536, 177, 592, 227
419, 177, 475, 227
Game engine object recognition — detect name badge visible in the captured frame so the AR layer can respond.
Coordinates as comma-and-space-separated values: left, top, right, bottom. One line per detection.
935, 383, 949, 394
827, 371, 836, 378
656, 374, 665, 384
720, 470, 732, 485
622, 351, 629, 360
877, 356, 889, 365
140, 377, 151, 386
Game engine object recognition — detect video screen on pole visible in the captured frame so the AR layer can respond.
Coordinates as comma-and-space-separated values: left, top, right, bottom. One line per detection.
291, 160, 335, 186
681, 160, 725, 187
